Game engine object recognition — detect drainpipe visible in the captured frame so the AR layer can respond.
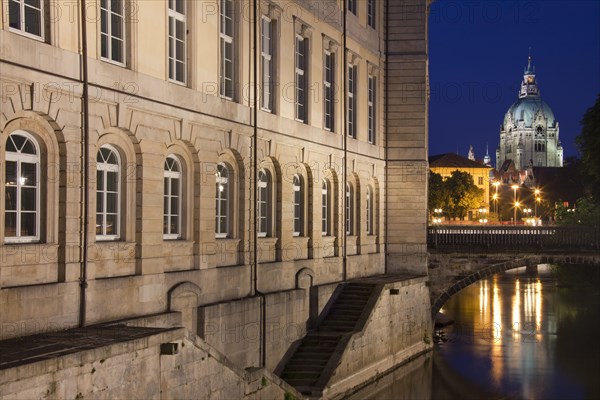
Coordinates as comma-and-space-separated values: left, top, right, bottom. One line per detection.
252, 0, 267, 368
342, 0, 348, 282
78, 0, 91, 327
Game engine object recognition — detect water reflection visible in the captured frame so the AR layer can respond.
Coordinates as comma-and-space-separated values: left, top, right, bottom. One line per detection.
349, 265, 600, 399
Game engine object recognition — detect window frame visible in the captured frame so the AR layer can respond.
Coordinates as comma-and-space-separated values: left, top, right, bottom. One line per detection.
220, 0, 236, 99
168, 0, 187, 84
324, 50, 335, 131
347, 63, 357, 138
4, 131, 41, 243
348, 0, 357, 16
293, 174, 304, 237
366, 186, 373, 235
8, 0, 45, 41
257, 168, 272, 237
367, 0, 376, 29
295, 34, 308, 123
321, 179, 329, 236
163, 154, 182, 240
100, 0, 126, 65
345, 182, 354, 235
261, 15, 274, 112
368, 75, 376, 144
95, 144, 121, 241
215, 163, 230, 238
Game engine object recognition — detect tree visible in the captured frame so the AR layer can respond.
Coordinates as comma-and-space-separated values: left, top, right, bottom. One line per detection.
428, 172, 449, 215
445, 171, 484, 220
576, 94, 600, 200
555, 196, 600, 226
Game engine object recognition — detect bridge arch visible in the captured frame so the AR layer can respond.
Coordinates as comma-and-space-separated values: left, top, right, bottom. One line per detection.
430, 254, 600, 319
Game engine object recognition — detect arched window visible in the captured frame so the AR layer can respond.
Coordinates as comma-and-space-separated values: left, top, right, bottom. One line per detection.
257, 169, 271, 237
366, 186, 373, 235
293, 174, 304, 236
5, 132, 40, 242
345, 182, 354, 235
164, 155, 182, 239
321, 179, 329, 236
215, 163, 230, 238
96, 145, 121, 240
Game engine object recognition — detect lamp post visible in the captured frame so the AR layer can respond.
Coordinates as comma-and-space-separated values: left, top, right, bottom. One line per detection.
534, 189, 541, 222
524, 207, 532, 224
492, 181, 500, 217
511, 184, 519, 225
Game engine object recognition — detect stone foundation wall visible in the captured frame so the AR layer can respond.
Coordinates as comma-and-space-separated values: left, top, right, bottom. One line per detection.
324, 277, 433, 398
0, 328, 302, 400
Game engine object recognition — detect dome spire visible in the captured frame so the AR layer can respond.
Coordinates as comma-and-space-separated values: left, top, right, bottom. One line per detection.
520, 49, 539, 98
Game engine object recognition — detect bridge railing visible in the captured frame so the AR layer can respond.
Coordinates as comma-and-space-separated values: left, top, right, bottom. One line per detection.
428, 225, 600, 252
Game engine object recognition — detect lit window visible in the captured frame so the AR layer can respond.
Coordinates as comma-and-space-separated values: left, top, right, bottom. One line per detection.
257, 169, 271, 237
295, 35, 307, 123
168, 0, 186, 83
324, 51, 335, 131
8, 0, 44, 40
215, 163, 230, 238
293, 175, 304, 236
368, 75, 376, 144
347, 64, 357, 138
220, 0, 236, 99
345, 183, 354, 235
321, 179, 329, 236
366, 187, 373, 235
100, 0, 125, 64
367, 0, 376, 29
261, 16, 274, 111
4, 132, 40, 242
164, 155, 182, 239
96, 145, 120, 240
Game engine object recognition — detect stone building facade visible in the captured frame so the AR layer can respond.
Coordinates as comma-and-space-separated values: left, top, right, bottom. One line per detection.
0, 0, 431, 389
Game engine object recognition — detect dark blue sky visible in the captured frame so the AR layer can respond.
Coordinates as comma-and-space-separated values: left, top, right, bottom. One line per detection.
428, 0, 600, 161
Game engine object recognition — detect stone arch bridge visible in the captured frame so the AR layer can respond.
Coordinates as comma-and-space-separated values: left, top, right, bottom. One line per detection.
427, 225, 600, 317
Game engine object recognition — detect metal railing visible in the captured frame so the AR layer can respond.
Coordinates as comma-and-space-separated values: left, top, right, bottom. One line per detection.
428, 225, 600, 252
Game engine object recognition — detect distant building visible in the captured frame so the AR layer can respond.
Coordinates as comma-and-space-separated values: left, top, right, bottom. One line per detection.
496, 56, 564, 173
429, 153, 492, 215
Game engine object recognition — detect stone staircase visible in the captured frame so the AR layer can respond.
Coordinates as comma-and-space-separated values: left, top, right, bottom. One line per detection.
279, 283, 376, 395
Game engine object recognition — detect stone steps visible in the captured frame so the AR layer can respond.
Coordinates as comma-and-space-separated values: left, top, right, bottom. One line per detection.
279, 282, 376, 394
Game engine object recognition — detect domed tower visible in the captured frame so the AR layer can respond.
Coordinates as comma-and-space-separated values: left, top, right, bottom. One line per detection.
496, 55, 563, 171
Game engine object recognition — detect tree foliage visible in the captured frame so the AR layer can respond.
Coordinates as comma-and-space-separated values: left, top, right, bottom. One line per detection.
555, 196, 600, 226
428, 170, 484, 220
576, 93, 600, 200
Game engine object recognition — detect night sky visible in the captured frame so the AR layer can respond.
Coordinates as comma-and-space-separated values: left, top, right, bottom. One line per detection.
428, 0, 600, 162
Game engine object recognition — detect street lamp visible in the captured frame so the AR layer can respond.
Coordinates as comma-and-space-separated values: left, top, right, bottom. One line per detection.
492, 181, 501, 216
433, 208, 443, 225
511, 185, 520, 225
534, 188, 541, 222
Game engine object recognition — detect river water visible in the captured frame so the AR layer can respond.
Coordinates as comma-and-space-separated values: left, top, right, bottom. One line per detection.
348, 265, 600, 399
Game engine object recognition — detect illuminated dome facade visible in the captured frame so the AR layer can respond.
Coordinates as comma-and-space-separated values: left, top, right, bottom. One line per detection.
496, 57, 563, 170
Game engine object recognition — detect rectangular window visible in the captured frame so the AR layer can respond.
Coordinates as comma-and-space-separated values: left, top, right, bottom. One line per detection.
478, 177, 484, 185
220, 0, 235, 99
261, 16, 274, 112
100, 0, 125, 64
367, 0, 376, 29
8, 0, 44, 39
368, 75, 376, 144
324, 51, 335, 131
168, 0, 186, 84
347, 64, 357, 138
347, 0, 357, 15
295, 35, 307, 123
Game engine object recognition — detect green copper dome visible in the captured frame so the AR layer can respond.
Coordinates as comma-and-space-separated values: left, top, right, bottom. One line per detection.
503, 97, 556, 130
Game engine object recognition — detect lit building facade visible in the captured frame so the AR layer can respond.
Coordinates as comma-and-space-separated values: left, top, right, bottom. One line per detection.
496, 56, 563, 171
0, 0, 431, 387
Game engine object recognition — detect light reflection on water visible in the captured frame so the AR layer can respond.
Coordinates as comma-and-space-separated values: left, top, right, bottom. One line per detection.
351, 265, 600, 399
438, 265, 597, 400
